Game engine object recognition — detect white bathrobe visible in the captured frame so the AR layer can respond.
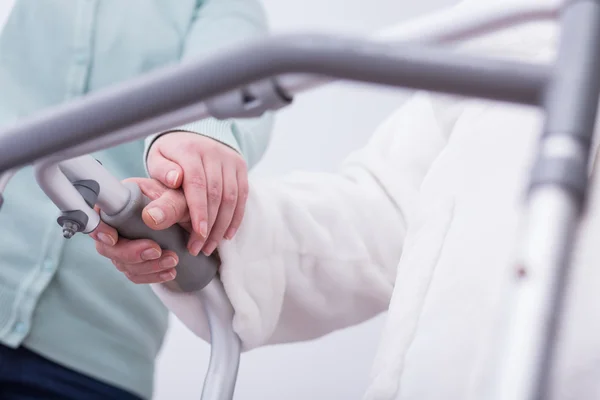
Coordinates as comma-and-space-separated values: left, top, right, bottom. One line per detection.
159, 2, 600, 399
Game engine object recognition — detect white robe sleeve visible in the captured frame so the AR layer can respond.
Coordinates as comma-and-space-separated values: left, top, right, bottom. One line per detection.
158, 92, 466, 351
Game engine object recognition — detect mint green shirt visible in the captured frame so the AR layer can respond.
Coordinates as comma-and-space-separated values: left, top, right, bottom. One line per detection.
0, 1, 272, 398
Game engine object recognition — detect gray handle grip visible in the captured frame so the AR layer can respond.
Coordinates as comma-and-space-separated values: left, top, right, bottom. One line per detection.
100, 182, 218, 292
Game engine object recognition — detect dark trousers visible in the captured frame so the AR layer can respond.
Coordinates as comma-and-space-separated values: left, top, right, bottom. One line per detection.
0, 344, 142, 400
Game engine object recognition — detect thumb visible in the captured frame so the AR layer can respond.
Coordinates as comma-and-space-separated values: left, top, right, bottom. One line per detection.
147, 145, 183, 189
122, 177, 189, 230
141, 186, 189, 231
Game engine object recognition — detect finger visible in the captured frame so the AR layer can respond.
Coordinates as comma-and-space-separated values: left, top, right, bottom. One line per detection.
176, 158, 209, 244
203, 153, 223, 234
124, 176, 190, 230
125, 177, 170, 201
183, 154, 221, 256
159, 143, 210, 241
114, 250, 178, 275
96, 238, 162, 264
225, 162, 249, 240
181, 157, 209, 241
125, 268, 177, 284
147, 146, 183, 188
179, 220, 193, 233
141, 188, 189, 231
201, 163, 238, 256
89, 219, 118, 247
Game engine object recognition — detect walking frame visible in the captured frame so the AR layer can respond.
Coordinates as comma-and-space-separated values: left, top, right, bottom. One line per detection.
0, 0, 595, 398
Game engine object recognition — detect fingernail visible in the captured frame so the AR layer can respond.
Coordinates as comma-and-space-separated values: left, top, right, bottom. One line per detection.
97, 232, 116, 246
166, 170, 179, 187
202, 240, 218, 256
199, 221, 208, 238
189, 240, 204, 257
141, 248, 161, 261
225, 228, 236, 240
147, 207, 165, 225
159, 256, 177, 269
160, 269, 176, 281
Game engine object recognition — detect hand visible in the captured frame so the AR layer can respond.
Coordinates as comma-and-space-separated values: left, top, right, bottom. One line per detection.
147, 132, 248, 256
91, 177, 190, 284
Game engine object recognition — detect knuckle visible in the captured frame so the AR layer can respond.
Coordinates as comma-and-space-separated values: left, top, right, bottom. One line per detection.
186, 175, 207, 190
115, 262, 132, 274
123, 249, 142, 264
112, 260, 124, 272
224, 189, 238, 204
124, 272, 139, 283
95, 242, 109, 257
182, 140, 202, 155
207, 186, 222, 202
162, 197, 181, 218
238, 185, 249, 201
146, 190, 163, 200
150, 260, 165, 274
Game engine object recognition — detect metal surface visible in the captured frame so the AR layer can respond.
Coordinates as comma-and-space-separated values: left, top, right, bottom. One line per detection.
494, 187, 580, 400
0, 35, 550, 174
33, 161, 100, 233
59, 156, 131, 215
494, 1, 600, 399
198, 278, 242, 400
102, 182, 219, 292
375, 0, 561, 44
252, 0, 563, 104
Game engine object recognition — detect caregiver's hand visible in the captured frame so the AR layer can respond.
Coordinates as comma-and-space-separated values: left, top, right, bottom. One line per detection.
147, 132, 248, 257
91, 177, 190, 284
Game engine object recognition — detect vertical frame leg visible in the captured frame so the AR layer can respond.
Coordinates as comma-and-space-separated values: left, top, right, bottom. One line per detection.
494, 1, 600, 399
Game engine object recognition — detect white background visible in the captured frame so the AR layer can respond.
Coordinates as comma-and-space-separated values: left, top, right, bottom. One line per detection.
0, 1, 456, 399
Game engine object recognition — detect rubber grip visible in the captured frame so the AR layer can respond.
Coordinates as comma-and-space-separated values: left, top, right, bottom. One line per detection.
100, 182, 218, 292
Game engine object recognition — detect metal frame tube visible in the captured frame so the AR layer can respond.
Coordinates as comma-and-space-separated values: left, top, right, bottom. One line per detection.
22, 104, 211, 226
33, 162, 100, 233
494, 1, 600, 399
59, 156, 131, 215
43, 102, 211, 170
374, 0, 561, 44
0, 1, 560, 177
34, 155, 242, 397
494, 188, 580, 400
268, 0, 562, 103
0, 35, 550, 174
198, 279, 242, 400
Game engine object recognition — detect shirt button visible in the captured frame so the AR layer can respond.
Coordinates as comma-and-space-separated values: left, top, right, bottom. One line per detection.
14, 322, 26, 334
